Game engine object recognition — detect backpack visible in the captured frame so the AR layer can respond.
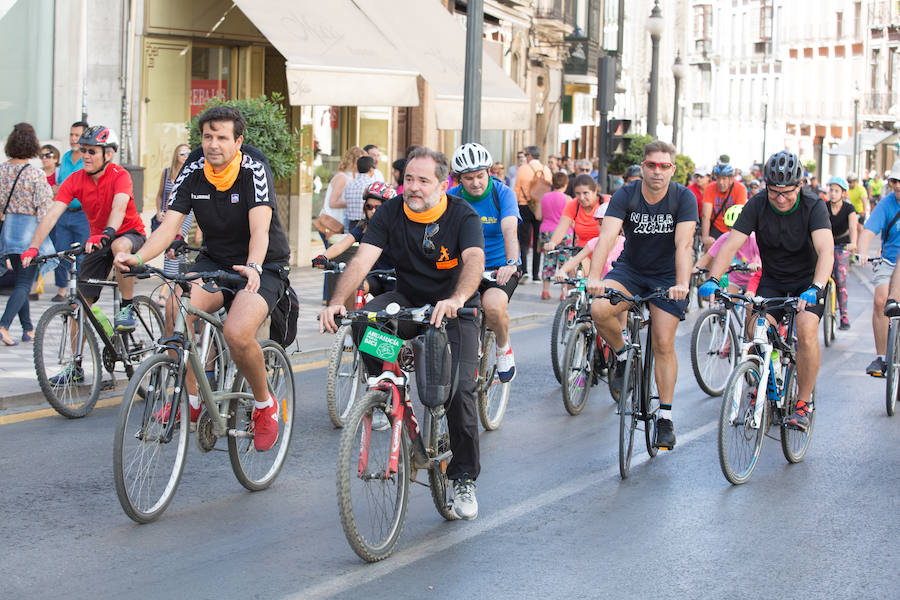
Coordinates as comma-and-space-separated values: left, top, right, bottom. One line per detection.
269, 267, 299, 348
527, 164, 551, 219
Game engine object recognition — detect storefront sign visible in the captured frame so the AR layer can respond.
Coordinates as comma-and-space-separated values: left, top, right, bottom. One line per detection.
190, 80, 228, 116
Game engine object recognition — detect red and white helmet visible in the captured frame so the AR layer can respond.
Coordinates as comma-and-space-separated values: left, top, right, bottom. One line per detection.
363, 181, 397, 202
78, 125, 119, 151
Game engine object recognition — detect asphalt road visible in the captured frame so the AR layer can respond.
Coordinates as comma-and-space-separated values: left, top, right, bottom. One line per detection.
1, 271, 898, 599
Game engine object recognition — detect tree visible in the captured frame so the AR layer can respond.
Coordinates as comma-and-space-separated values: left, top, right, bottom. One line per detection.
607, 133, 653, 175
802, 158, 817, 176
673, 154, 695, 185
188, 93, 300, 181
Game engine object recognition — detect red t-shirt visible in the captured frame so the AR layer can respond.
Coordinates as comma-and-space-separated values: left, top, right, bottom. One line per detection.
56, 164, 145, 236
702, 181, 747, 235
688, 182, 703, 215
562, 198, 600, 246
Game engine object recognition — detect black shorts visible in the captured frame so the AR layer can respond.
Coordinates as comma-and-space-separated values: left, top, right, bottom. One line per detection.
365, 273, 396, 297
190, 255, 287, 315
604, 260, 688, 320
755, 277, 824, 321
78, 230, 146, 300
478, 269, 519, 300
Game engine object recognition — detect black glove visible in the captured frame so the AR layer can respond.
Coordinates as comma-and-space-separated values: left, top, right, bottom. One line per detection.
885, 298, 900, 318
167, 235, 188, 255
87, 226, 116, 249
312, 254, 328, 269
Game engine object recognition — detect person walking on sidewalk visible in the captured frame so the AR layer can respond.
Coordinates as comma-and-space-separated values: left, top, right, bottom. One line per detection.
513, 145, 549, 281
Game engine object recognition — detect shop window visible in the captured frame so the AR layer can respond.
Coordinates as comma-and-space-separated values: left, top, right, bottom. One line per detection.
191, 46, 233, 117
0, 0, 54, 138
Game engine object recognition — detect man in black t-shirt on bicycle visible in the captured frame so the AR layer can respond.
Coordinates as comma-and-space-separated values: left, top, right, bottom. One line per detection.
319, 147, 486, 521
701, 151, 834, 431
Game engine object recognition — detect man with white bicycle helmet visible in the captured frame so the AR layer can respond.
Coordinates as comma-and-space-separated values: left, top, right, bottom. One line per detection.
701, 150, 833, 431
449, 142, 521, 382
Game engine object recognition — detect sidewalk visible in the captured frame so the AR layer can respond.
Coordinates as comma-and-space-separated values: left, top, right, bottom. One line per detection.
0, 260, 553, 412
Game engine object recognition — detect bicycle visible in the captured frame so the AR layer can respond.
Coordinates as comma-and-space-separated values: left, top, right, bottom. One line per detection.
822, 275, 837, 347
112, 264, 295, 523
320, 260, 396, 428
885, 309, 900, 417
606, 288, 671, 479
32, 244, 164, 418
335, 303, 478, 562
546, 245, 583, 383
475, 270, 515, 430
716, 290, 816, 485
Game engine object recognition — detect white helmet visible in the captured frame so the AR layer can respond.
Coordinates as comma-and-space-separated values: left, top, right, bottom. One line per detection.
451, 143, 493, 174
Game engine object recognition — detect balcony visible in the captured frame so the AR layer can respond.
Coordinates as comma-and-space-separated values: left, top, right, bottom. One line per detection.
863, 91, 900, 116
869, 0, 900, 28
533, 0, 576, 35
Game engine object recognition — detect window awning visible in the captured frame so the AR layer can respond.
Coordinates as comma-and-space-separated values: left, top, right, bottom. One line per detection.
357, 0, 530, 130
826, 129, 897, 156
232, 0, 420, 107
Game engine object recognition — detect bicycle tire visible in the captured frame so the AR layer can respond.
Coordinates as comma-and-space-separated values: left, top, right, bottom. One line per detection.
550, 296, 579, 384
477, 330, 510, 431
197, 322, 229, 392
337, 389, 409, 562
33, 303, 102, 419
618, 347, 640, 479
717, 361, 766, 485
886, 320, 900, 417
823, 282, 835, 347
690, 308, 738, 396
228, 341, 296, 491
427, 408, 456, 520
113, 353, 189, 523
780, 365, 815, 463
561, 321, 593, 415
123, 295, 164, 364
643, 332, 659, 458
326, 324, 364, 428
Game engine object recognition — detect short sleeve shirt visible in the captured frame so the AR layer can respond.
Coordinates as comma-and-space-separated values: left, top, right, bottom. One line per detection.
605, 180, 698, 278
168, 153, 291, 266
703, 181, 748, 234
448, 178, 520, 268
57, 150, 83, 209
56, 164, 145, 236
848, 185, 868, 214
863, 192, 900, 262
733, 189, 831, 283
708, 232, 760, 288
363, 194, 484, 307
829, 201, 856, 245
562, 198, 600, 246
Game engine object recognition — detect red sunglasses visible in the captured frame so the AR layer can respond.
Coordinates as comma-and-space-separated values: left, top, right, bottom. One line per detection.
641, 160, 674, 171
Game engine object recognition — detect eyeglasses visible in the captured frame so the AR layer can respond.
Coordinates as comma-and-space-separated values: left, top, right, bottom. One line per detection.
641, 160, 674, 171
78, 146, 101, 155
364, 203, 380, 211
578, 168, 591, 173
422, 222, 440, 256
767, 185, 799, 199
41, 152, 54, 159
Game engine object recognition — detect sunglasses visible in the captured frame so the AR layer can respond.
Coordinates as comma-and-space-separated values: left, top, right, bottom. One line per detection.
78, 146, 102, 156
364, 203, 380, 211
41, 152, 55, 159
890, 179, 900, 185
641, 160, 674, 171
422, 222, 440, 256
178, 150, 189, 156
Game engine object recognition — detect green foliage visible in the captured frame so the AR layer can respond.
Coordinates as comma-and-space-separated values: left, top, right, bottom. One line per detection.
188, 93, 300, 181
802, 158, 817, 175
608, 133, 653, 175
673, 154, 695, 185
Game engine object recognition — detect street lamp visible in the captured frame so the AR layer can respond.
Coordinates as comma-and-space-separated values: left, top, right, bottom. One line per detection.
761, 93, 769, 165
671, 53, 686, 151
646, 1, 664, 138
852, 84, 860, 175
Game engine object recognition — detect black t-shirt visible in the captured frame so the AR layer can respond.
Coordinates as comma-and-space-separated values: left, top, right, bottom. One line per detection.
349, 223, 392, 271
605, 180, 698, 277
733, 189, 831, 283
828, 201, 855, 245
168, 147, 291, 267
363, 194, 484, 307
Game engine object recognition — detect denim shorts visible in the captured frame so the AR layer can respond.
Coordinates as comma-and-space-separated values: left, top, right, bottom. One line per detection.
604, 260, 688, 320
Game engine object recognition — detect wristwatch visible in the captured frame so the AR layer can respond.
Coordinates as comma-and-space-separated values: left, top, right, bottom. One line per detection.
506, 259, 517, 266
247, 262, 263, 275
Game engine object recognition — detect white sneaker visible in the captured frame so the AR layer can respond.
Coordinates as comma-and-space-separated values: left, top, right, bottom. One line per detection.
496, 345, 516, 383
451, 475, 478, 520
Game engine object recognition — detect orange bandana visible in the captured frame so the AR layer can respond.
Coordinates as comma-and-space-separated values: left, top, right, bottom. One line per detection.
403, 193, 448, 224
203, 150, 242, 191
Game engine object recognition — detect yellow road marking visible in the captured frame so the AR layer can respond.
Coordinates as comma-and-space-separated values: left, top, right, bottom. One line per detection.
292, 358, 329, 372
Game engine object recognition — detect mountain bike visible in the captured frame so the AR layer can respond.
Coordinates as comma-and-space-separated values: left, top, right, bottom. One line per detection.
475, 270, 516, 430
336, 303, 477, 562
885, 311, 900, 417
716, 290, 816, 485
546, 246, 583, 383
113, 265, 295, 523
32, 244, 164, 418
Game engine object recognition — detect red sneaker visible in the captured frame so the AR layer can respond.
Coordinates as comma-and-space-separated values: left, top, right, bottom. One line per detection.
152, 400, 201, 424
252, 394, 280, 451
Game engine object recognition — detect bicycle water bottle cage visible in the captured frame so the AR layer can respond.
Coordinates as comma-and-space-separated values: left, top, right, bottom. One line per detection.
416, 327, 454, 409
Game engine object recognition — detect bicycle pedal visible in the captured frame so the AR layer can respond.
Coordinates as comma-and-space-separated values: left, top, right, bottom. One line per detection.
656, 446, 672, 451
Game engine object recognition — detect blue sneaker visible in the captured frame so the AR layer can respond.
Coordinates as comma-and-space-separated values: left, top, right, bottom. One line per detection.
496, 346, 516, 383
49, 365, 84, 385
114, 304, 136, 333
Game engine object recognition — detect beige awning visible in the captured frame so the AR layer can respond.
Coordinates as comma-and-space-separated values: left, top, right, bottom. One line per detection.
233, 0, 420, 107
826, 129, 897, 156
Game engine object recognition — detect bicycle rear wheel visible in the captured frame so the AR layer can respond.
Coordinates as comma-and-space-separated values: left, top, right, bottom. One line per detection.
690, 308, 738, 396
34, 303, 102, 418
886, 320, 900, 417
780, 365, 815, 463
427, 407, 456, 520
327, 324, 365, 428
561, 321, 593, 415
337, 390, 409, 562
550, 296, 578, 383
113, 353, 188, 523
477, 330, 510, 430
228, 341, 296, 491
122, 295, 164, 366
717, 361, 766, 485
643, 335, 660, 458
822, 282, 835, 347
618, 349, 640, 479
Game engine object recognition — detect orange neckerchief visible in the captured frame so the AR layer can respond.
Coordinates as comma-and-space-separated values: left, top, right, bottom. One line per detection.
404, 193, 448, 223
203, 150, 242, 191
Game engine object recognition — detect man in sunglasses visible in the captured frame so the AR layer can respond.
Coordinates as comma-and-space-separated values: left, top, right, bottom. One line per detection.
856, 160, 900, 377
587, 141, 698, 450
319, 146, 486, 521
22, 125, 146, 335
701, 150, 833, 431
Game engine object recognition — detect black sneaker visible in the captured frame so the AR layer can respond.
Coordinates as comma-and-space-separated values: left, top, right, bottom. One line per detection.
610, 358, 627, 394
866, 356, 886, 378
655, 418, 676, 449
783, 402, 812, 431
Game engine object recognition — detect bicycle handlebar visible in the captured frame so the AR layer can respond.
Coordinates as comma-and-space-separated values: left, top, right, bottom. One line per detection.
35, 243, 84, 264
341, 303, 478, 326
714, 289, 801, 312
126, 263, 247, 289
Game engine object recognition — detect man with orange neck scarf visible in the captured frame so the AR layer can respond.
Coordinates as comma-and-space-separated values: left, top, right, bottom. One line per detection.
319, 147, 486, 521
115, 106, 291, 453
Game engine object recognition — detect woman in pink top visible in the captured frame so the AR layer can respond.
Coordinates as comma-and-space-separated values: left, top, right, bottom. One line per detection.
539, 171, 574, 299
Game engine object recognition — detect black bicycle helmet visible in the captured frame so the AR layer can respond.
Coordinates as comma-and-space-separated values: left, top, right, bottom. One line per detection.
763, 150, 803, 187
625, 164, 642, 179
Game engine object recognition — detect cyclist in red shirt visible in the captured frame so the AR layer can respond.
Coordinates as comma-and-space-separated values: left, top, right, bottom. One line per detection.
701, 162, 747, 250
22, 126, 146, 340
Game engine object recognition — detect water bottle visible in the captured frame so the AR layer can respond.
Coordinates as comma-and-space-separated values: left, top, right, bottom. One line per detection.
91, 305, 114, 338
719, 273, 730, 289
752, 317, 767, 344
770, 349, 783, 386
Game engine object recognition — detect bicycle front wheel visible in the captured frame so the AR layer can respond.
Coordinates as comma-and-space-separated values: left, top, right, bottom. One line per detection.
643, 336, 660, 458
477, 330, 510, 430
228, 341, 296, 491
427, 407, 456, 520
550, 296, 578, 384
561, 321, 593, 415
886, 320, 900, 417
690, 308, 738, 397
337, 390, 409, 562
780, 365, 815, 463
34, 303, 102, 418
327, 324, 365, 428
618, 349, 640, 479
822, 282, 835, 347
113, 353, 189, 523
122, 295, 164, 366
718, 361, 766, 485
